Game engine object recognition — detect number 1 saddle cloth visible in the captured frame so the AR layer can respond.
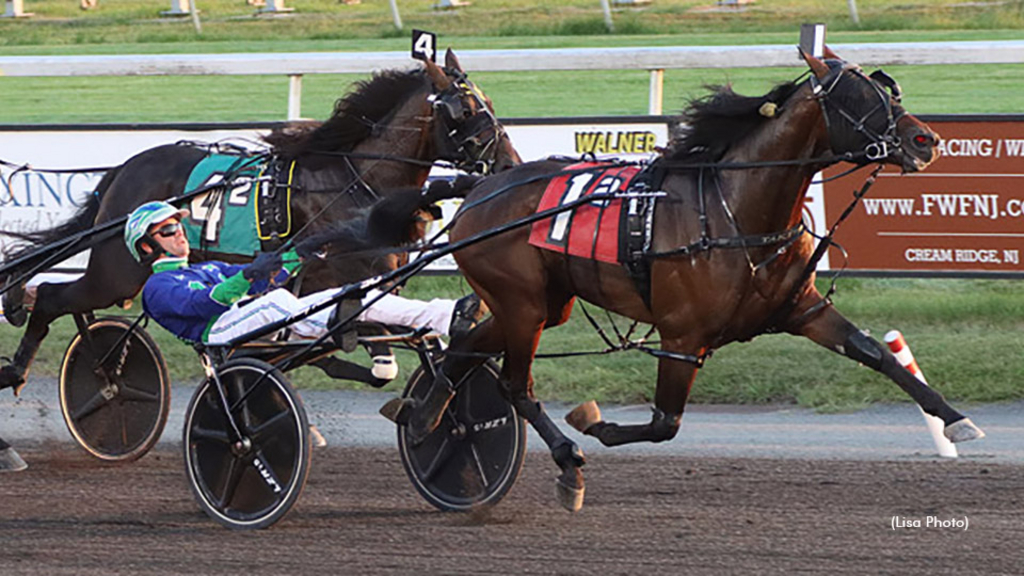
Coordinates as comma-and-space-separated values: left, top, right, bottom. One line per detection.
528, 162, 649, 265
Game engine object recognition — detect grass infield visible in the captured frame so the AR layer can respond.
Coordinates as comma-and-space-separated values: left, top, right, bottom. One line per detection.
2, 275, 1022, 409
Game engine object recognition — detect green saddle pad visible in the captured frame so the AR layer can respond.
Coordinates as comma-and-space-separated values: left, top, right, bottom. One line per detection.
182, 154, 266, 257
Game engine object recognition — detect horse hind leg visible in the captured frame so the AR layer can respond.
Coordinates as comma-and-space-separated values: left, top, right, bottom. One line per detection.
496, 295, 588, 512
422, 288, 586, 511
788, 294, 984, 443
393, 315, 504, 441
513, 389, 587, 511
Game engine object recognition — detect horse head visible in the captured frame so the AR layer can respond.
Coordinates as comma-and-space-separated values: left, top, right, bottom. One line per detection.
800, 47, 939, 173
423, 49, 522, 174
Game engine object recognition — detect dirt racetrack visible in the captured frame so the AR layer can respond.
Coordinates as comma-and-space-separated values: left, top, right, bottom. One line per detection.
1, 444, 1020, 575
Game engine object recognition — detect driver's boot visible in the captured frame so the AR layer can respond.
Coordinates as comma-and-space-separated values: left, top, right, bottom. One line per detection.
327, 298, 361, 353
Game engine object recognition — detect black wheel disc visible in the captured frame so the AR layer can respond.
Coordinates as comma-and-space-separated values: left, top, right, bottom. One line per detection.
398, 360, 525, 511
184, 358, 310, 529
59, 318, 170, 462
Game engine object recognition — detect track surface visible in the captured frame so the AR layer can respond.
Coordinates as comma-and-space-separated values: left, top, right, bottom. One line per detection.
1, 444, 1020, 575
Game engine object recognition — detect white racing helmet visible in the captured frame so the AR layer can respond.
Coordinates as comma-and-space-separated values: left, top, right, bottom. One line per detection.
124, 201, 190, 262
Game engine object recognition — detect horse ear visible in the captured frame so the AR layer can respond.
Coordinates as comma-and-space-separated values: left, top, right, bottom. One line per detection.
445, 48, 465, 74
823, 44, 841, 60
423, 58, 452, 91
799, 47, 831, 79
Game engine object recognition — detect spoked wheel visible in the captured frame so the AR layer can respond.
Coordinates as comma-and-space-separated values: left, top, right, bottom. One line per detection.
183, 358, 310, 530
59, 317, 171, 462
398, 360, 526, 511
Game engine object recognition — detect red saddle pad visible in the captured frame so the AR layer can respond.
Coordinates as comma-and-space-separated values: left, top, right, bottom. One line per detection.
528, 162, 642, 264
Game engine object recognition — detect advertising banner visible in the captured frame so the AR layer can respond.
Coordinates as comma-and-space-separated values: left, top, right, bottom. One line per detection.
823, 119, 1024, 275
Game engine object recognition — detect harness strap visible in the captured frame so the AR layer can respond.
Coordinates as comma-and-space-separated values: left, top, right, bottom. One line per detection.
643, 222, 806, 260
256, 158, 296, 249
759, 163, 883, 334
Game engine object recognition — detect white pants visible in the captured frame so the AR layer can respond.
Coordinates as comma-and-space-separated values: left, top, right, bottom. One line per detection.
205, 288, 455, 345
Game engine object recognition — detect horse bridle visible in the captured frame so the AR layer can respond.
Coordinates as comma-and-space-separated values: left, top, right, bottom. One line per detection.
428, 70, 507, 175
810, 59, 907, 164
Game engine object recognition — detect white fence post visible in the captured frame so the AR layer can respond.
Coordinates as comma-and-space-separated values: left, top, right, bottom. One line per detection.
287, 74, 303, 120
161, 0, 191, 16
258, 0, 293, 14
648, 69, 663, 115
599, 0, 614, 32
388, 0, 402, 30
847, 0, 860, 24
2, 0, 32, 18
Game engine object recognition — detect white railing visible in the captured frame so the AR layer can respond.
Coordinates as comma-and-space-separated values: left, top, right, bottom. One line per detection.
1, 40, 1021, 118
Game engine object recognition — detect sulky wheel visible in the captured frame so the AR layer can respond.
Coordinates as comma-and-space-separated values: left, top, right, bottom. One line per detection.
183, 358, 310, 530
59, 316, 171, 462
398, 360, 526, 511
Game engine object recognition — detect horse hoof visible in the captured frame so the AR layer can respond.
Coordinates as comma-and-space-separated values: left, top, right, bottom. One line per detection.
0, 446, 27, 472
565, 400, 602, 434
379, 397, 413, 424
309, 424, 327, 448
382, 398, 439, 446
0, 366, 26, 397
2, 305, 27, 328
944, 418, 985, 443
556, 479, 585, 512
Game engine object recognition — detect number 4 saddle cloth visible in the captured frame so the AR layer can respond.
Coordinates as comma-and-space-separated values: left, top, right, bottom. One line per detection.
182, 153, 295, 257
528, 162, 652, 265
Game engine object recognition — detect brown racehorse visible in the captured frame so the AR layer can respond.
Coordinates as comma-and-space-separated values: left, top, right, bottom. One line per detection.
405, 47, 984, 511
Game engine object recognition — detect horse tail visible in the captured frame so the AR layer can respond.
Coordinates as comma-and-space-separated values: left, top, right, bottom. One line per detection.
296, 175, 480, 257
1, 166, 119, 272
365, 175, 480, 246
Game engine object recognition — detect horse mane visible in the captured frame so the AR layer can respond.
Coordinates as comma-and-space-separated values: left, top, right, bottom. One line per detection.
665, 81, 801, 163
262, 68, 427, 158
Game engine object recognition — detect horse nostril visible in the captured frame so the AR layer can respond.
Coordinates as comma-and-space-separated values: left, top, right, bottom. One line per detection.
913, 134, 931, 147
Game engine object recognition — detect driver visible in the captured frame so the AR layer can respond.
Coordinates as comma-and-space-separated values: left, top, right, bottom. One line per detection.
124, 201, 483, 373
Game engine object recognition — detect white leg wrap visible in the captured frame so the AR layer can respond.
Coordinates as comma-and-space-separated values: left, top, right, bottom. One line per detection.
371, 355, 398, 380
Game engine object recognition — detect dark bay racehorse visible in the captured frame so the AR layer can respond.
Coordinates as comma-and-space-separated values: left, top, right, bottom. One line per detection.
0, 49, 520, 395
408, 47, 984, 510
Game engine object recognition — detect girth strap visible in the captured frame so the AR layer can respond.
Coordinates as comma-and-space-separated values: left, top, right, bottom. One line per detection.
618, 163, 665, 310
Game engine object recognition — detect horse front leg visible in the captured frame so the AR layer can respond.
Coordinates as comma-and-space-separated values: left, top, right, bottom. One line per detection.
0, 304, 54, 395
1, 263, 143, 395
565, 337, 701, 447
787, 291, 984, 443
